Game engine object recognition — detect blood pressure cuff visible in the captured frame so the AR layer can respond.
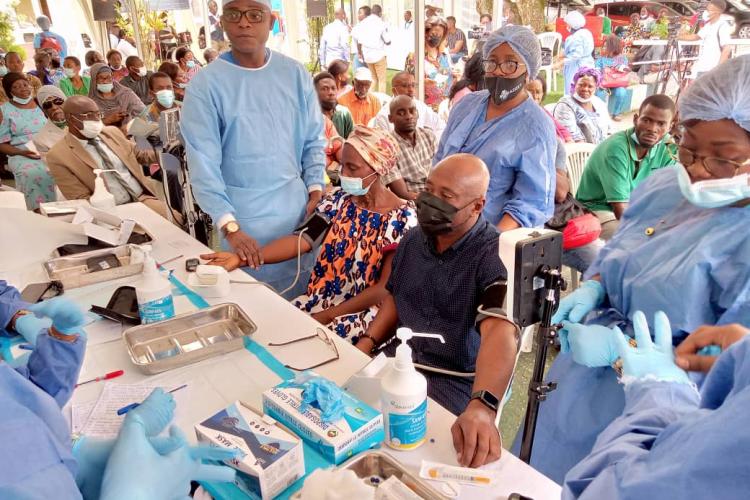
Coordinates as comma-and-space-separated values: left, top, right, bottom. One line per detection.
475, 281, 521, 345
293, 211, 332, 248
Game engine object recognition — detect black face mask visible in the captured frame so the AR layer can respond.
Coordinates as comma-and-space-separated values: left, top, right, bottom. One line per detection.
485, 72, 527, 105
416, 192, 472, 236
427, 35, 441, 48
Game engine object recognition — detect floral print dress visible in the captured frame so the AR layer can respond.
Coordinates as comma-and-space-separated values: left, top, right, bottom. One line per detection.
0, 102, 54, 209
293, 189, 417, 342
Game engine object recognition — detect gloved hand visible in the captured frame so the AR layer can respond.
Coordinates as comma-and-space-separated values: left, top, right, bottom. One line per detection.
552, 280, 605, 325
74, 389, 179, 500
614, 310, 691, 385
561, 321, 621, 367
28, 297, 86, 335
100, 423, 237, 500
13, 314, 52, 346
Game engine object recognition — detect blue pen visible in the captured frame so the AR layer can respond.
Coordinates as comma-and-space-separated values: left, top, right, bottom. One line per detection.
18, 344, 34, 351
116, 384, 188, 416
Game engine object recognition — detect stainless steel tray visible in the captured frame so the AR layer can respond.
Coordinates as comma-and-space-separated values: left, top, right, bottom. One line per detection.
340, 451, 448, 499
123, 303, 257, 374
44, 244, 144, 290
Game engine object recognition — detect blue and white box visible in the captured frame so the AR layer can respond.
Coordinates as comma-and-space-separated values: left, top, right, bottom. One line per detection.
195, 401, 305, 499
262, 378, 385, 464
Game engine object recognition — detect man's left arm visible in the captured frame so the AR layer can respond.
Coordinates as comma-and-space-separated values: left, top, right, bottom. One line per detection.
299, 71, 326, 214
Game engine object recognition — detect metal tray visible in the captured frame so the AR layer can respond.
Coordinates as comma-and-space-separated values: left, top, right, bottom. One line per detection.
123, 303, 257, 374
44, 244, 144, 290
340, 451, 448, 499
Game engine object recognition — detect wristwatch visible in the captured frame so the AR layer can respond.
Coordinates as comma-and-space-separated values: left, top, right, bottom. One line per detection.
470, 389, 500, 413
222, 221, 240, 237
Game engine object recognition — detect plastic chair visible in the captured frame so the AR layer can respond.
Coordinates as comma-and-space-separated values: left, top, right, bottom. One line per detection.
537, 32, 563, 93
565, 142, 597, 195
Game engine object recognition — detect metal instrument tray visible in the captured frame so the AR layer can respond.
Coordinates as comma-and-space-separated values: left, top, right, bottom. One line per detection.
339, 451, 448, 499
123, 303, 257, 374
44, 244, 144, 290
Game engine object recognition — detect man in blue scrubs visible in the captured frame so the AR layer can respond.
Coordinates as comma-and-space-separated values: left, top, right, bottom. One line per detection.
182, 0, 326, 297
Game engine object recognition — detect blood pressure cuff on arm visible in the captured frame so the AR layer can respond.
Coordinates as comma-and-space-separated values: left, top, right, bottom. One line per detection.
293, 211, 332, 248
475, 281, 521, 345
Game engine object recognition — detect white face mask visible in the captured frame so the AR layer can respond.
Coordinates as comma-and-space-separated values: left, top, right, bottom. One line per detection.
137, 67, 147, 77
676, 164, 750, 208
80, 119, 104, 139
63, 67, 76, 78
702, 11, 711, 22
574, 92, 593, 103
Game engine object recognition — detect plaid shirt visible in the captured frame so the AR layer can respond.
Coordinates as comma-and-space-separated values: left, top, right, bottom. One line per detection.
382, 128, 436, 192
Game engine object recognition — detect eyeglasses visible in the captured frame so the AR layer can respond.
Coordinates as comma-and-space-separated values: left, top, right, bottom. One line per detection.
482, 59, 525, 76
72, 111, 104, 121
677, 146, 750, 179
222, 8, 265, 24
42, 97, 64, 110
268, 327, 340, 371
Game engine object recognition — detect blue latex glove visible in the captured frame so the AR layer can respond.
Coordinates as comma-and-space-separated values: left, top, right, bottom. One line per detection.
561, 321, 621, 367
292, 373, 345, 422
28, 297, 85, 335
101, 422, 237, 500
614, 310, 691, 385
127, 387, 177, 436
552, 280, 605, 324
13, 314, 52, 346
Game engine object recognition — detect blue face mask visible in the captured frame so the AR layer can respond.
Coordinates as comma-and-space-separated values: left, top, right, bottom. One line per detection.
676, 163, 750, 208
155, 89, 175, 109
340, 172, 377, 196
97, 83, 114, 93
186, 60, 196, 69
0, 66, 8, 77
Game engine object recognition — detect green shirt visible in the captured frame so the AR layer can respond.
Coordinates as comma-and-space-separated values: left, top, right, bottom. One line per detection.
59, 76, 90, 97
331, 105, 354, 139
576, 128, 676, 213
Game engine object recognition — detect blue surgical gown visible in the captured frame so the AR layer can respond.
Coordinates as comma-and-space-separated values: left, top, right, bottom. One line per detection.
563, 335, 750, 499
181, 50, 325, 295
0, 281, 85, 498
563, 29, 595, 95
434, 92, 556, 228
513, 166, 750, 482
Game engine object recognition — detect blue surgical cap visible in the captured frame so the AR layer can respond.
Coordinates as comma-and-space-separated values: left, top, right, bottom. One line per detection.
679, 55, 750, 133
483, 25, 543, 79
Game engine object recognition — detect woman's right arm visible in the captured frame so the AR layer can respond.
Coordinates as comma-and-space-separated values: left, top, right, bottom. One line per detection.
0, 143, 39, 158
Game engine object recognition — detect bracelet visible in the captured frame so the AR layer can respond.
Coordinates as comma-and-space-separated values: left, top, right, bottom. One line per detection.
355, 333, 379, 351
48, 326, 80, 343
9, 309, 31, 332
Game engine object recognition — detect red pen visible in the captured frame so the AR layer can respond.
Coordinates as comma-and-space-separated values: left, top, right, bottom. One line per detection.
76, 370, 124, 388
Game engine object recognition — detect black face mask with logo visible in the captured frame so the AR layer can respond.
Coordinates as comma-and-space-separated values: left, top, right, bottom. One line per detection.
484, 72, 527, 105
416, 192, 472, 236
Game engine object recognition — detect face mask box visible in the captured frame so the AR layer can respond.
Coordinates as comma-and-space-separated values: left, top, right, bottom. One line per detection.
262, 378, 385, 464
195, 401, 305, 499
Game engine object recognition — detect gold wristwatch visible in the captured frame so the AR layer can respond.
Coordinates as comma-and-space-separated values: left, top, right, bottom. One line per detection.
222, 221, 240, 237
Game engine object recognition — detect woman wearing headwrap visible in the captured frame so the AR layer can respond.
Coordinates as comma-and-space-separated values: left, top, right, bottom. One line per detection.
0, 72, 55, 209
434, 25, 557, 230
202, 126, 418, 341
87, 63, 144, 128
553, 67, 611, 144
556, 11, 595, 96
514, 55, 750, 484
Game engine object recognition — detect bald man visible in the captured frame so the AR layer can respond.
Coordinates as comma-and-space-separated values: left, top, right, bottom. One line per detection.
358, 153, 518, 468
46, 95, 181, 224
319, 8, 350, 67
381, 95, 436, 200
369, 71, 445, 140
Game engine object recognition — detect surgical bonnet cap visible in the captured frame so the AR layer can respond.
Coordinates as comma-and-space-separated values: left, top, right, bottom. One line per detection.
483, 25, 543, 79
36, 15, 51, 31
679, 55, 750, 133
565, 11, 586, 30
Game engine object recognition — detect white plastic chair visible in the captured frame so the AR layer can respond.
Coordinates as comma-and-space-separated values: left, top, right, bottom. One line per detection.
565, 142, 597, 195
537, 32, 563, 93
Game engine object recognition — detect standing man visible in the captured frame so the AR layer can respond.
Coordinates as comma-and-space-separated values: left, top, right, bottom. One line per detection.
680, 0, 733, 78
403, 10, 413, 31
208, 0, 229, 53
576, 95, 676, 240
119, 56, 153, 105
370, 71, 445, 140
352, 5, 390, 93
181, 0, 325, 297
314, 72, 354, 139
337, 67, 382, 126
319, 9, 350, 69
446, 16, 468, 64
33, 15, 67, 58
381, 95, 437, 200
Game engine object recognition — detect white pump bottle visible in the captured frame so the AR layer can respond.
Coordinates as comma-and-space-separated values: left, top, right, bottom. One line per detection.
381, 327, 445, 450
90, 168, 117, 210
